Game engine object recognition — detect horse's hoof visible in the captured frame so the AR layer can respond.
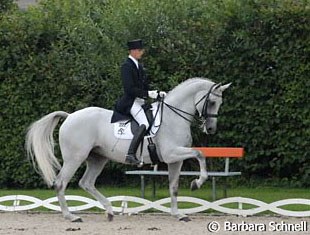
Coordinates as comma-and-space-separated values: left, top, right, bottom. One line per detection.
65, 214, 83, 222
107, 213, 114, 222
72, 217, 83, 223
179, 216, 191, 222
190, 180, 199, 191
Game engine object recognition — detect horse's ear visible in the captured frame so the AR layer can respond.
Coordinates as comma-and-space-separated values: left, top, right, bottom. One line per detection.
214, 83, 222, 90
220, 83, 232, 91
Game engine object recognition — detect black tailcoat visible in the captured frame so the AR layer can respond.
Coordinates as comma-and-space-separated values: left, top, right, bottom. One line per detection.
111, 58, 149, 123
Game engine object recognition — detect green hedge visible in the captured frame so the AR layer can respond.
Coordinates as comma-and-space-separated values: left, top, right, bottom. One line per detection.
0, 0, 309, 188
0, 0, 14, 13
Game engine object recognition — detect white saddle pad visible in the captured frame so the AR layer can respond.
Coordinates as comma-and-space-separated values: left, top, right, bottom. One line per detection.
114, 102, 162, 140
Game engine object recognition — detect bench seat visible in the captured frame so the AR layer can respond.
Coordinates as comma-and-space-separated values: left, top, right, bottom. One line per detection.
125, 170, 241, 177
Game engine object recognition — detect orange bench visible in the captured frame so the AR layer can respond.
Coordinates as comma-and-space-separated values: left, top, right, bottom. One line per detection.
193, 147, 244, 158
126, 147, 245, 200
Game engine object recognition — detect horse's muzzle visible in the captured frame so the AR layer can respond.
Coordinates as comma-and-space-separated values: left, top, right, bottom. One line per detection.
204, 125, 217, 135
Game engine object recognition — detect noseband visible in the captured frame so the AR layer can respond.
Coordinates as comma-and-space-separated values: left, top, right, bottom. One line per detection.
195, 83, 222, 119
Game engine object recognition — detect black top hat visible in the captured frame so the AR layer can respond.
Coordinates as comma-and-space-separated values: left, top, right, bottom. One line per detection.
127, 39, 144, 50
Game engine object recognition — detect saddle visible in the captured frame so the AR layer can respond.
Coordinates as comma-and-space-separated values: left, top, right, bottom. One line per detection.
113, 102, 162, 140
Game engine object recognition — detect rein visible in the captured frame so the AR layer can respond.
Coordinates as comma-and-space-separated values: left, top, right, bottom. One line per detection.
163, 101, 199, 123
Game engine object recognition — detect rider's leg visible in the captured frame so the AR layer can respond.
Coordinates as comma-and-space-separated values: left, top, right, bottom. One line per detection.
125, 99, 149, 165
125, 124, 147, 164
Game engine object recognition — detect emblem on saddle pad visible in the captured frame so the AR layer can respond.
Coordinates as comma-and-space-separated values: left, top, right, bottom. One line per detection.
113, 103, 162, 140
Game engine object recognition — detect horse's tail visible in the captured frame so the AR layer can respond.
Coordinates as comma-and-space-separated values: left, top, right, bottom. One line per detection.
25, 111, 69, 187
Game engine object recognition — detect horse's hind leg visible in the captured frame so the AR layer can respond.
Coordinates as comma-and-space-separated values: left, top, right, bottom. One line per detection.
54, 160, 84, 222
79, 154, 114, 221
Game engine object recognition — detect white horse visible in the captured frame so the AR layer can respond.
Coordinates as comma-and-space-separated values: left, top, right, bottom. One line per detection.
26, 78, 231, 222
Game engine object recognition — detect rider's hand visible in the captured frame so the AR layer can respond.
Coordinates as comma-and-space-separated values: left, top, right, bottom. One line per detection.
148, 90, 158, 99
159, 91, 167, 98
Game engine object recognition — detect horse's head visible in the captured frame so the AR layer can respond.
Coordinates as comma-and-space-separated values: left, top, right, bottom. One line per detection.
195, 82, 231, 134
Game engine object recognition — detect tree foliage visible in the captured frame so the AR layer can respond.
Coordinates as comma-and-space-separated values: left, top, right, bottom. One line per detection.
0, 0, 309, 188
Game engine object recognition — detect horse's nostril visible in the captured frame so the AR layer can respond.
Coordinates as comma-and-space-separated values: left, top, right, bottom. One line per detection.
207, 127, 216, 134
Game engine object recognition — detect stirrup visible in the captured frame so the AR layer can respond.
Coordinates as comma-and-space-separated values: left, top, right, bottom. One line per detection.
125, 155, 144, 167
125, 154, 141, 165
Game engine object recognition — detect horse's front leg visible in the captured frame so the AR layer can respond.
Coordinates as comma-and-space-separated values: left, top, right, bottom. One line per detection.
190, 152, 208, 191
168, 161, 191, 222
164, 147, 208, 191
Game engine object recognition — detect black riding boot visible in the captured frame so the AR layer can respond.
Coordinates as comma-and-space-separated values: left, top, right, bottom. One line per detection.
125, 124, 147, 165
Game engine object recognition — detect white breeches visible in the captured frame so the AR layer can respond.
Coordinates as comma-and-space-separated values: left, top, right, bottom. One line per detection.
130, 98, 149, 129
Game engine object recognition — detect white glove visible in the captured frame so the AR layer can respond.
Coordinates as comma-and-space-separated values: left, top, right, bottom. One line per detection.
148, 90, 158, 99
159, 91, 167, 97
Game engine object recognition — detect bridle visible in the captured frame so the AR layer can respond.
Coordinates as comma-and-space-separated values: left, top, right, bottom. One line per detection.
195, 83, 222, 119
162, 83, 222, 123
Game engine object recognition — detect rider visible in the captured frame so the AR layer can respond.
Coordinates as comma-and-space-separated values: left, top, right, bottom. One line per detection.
111, 39, 166, 165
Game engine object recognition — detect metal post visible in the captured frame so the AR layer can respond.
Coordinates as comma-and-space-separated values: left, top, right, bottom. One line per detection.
212, 177, 216, 201
141, 175, 145, 198
225, 158, 230, 173
223, 177, 228, 198
152, 178, 156, 199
